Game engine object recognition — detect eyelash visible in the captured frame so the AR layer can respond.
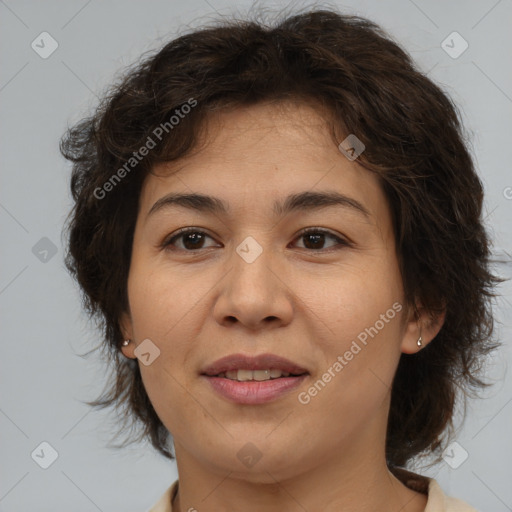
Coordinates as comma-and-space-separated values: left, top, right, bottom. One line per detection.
161, 227, 350, 253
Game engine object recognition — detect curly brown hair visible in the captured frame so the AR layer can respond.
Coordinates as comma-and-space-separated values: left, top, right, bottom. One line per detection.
60, 6, 501, 470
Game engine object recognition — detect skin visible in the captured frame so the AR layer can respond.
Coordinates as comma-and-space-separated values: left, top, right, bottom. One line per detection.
120, 100, 445, 512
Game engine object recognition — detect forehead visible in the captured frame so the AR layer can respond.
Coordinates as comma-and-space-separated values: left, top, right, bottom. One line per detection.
139, 100, 387, 226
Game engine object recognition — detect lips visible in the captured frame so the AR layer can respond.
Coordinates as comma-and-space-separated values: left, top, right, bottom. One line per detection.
200, 353, 309, 377
204, 374, 308, 404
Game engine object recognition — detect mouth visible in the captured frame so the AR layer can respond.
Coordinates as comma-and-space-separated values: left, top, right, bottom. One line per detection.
202, 373, 308, 405
200, 353, 309, 404
200, 352, 309, 377
212, 369, 307, 381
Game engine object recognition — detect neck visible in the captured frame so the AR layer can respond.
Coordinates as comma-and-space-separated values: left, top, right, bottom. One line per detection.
171, 438, 427, 512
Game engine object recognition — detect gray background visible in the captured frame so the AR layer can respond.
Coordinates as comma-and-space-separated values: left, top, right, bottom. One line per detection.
1, 0, 511, 510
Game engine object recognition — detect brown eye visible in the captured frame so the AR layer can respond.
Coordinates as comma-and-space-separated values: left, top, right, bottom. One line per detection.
292, 228, 348, 251
163, 229, 218, 251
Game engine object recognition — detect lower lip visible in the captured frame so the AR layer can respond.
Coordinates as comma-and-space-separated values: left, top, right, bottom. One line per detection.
202, 374, 308, 404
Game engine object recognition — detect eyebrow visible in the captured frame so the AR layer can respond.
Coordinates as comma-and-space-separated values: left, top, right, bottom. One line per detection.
147, 190, 371, 220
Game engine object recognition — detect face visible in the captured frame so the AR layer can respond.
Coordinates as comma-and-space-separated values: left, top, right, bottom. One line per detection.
120, 100, 431, 482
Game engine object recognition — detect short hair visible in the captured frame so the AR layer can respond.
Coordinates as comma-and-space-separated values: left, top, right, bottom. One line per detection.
60, 6, 501, 469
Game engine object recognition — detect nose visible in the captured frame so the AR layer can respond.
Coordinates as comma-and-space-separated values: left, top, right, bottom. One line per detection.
212, 243, 294, 331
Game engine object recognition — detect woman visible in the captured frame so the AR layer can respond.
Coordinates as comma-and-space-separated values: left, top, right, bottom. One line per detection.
60, 7, 500, 511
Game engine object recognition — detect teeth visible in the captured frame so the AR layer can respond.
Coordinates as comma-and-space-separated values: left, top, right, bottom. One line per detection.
220, 369, 292, 381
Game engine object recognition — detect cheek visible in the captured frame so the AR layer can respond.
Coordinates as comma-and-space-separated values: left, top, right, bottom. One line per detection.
300, 254, 403, 340
297, 294, 403, 441
298, 257, 404, 398
125, 257, 216, 388
126, 257, 205, 339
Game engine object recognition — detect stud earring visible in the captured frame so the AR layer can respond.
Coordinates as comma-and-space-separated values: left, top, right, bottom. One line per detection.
417, 334, 423, 347
122, 339, 131, 346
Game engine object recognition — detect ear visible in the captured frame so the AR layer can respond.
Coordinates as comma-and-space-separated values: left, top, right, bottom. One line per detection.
400, 302, 446, 354
119, 310, 136, 359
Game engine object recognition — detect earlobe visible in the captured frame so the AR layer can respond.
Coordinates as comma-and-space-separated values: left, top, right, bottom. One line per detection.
400, 305, 446, 355
119, 311, 136, 359
120, 338, 136, 359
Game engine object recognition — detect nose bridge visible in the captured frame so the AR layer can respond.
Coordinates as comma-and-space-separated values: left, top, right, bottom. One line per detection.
231, 235, 278, 300
213, 234, 293, 329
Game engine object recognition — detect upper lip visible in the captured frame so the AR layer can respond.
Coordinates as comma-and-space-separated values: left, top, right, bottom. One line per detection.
201, 353, 309, 376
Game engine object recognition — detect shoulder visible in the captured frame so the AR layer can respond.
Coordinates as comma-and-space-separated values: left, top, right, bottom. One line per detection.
145, 480, 179, 512
391, 467, 478, 512
426, 478, 479, 512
